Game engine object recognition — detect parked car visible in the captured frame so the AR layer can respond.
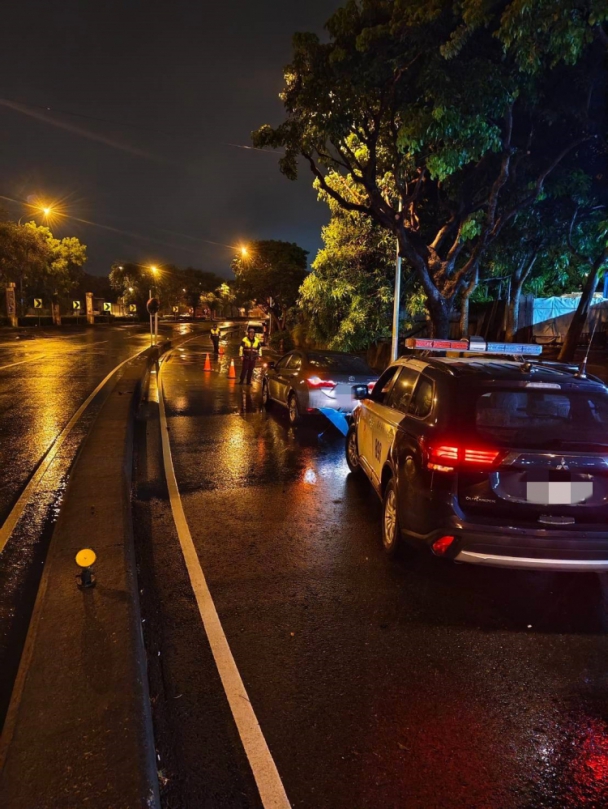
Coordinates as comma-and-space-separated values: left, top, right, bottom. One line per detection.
262, 350, 377, 425
346, 340, 608, 570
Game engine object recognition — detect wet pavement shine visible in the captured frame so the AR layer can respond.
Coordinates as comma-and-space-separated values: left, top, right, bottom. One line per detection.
134, 333, 608, 809
0, 322, 201, 728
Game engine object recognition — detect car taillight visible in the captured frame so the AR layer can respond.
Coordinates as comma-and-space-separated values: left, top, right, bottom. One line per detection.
426, 443, 504, 471
306, 376, 336, 389
432, 535, 455, 555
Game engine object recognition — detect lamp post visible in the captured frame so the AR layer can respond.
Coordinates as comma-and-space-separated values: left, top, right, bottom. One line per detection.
149, 266, 159, 345
391, 202, 403, 362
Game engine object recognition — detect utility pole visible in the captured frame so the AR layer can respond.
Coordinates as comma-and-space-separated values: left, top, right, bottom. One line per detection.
391, 203, 403, 362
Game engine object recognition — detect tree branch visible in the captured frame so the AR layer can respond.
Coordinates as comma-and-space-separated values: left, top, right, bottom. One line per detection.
302, 153, 374, 217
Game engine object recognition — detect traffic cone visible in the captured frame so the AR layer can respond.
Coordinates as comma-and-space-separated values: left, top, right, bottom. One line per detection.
219, 344, 225, 356
228, 359, 236, 379
203, 353, 211, 372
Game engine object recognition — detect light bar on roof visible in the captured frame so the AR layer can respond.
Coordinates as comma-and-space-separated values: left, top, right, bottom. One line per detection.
405, 337, 542, 356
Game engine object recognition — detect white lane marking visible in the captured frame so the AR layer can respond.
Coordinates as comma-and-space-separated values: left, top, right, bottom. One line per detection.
0, 340, 113, 372
0, 357, 41, 371
157, 355, 291, 809
0, 346, 149, 555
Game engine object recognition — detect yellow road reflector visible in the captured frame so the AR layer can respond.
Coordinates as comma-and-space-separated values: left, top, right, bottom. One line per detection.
75, 548, 96, 568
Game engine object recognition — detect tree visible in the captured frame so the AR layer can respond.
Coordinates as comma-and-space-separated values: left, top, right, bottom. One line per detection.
558, 206, 608, 361
253, 0, 605, 336
232, 240, 308, 330
300, 178, 422, 350
180, 267, 224, 318
0, 220, 86, 314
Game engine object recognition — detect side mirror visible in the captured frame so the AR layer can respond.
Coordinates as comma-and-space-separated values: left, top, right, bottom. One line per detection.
266, 361, 276, 370
353, 385, 369, 400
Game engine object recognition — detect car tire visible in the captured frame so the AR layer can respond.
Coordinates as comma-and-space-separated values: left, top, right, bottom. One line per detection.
345, 426, 363, 476
288, 392, 301, 426
381, 478, 401, 556
262, 380, 273, 409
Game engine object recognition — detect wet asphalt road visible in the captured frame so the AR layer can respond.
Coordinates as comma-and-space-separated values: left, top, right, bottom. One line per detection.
0, 321, 202, 728
134, 334, 608, 809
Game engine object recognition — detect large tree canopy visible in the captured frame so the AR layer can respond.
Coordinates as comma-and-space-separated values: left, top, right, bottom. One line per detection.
300, 176, 423, 351
232, 239, 308, 330
254, 0, 606, 336
0, 220, 87, 312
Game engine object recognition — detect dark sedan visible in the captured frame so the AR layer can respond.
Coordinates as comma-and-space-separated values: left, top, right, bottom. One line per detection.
262, 350, 377, 425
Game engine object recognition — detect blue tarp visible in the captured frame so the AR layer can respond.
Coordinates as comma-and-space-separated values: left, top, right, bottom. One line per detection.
318, 407, 350, 436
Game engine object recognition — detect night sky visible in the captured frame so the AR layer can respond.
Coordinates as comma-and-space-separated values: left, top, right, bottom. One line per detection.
0, 0, 340, 277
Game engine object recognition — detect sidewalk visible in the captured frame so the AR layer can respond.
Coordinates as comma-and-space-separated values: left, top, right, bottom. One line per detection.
0, 351, 160, 809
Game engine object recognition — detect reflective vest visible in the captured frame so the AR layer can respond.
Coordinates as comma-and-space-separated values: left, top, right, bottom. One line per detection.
210, 327, 220, 337
239, 336, 262, 357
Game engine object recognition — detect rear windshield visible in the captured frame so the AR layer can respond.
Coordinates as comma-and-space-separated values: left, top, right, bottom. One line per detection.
307, 353, 372, 373
471, 387, 608, 448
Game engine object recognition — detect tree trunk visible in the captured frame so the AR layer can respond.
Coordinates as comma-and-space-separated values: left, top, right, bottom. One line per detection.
505, 283, 523, 342
459, 267, 479, 338
558, 264, 602, 362
426, 295, 451, 338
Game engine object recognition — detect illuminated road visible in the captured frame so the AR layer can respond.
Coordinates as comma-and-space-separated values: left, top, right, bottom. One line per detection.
134, 333, 608, 809
0, 321, 203, 727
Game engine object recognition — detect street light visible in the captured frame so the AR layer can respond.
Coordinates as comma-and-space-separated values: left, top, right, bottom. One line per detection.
240, 246, 248, 258
18, 203, 54, 226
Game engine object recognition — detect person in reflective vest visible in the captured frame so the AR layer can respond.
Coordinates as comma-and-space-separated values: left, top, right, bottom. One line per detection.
210, 325, 221, 354
239, 328, 262, 384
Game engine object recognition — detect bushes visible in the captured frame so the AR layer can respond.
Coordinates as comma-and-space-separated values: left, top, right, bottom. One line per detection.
268, 330, 294, 353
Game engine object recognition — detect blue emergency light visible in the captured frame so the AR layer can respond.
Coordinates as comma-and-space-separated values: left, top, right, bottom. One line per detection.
405, 337, 542, 356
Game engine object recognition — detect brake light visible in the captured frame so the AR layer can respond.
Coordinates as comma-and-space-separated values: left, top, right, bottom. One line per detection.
432, 535, 455, 555
427, 444, 504, 471
306, 376, 336, 389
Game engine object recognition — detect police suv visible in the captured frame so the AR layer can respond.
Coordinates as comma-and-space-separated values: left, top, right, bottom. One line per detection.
346, 338, 608, 571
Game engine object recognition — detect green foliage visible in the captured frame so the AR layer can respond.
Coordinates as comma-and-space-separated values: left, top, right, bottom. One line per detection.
110, 262, 226, 317
299, 175, 424, 351
232, 239, 308, 328
253, 0, 604, 336
269, 330, 295, 352
0, 220, 87, 306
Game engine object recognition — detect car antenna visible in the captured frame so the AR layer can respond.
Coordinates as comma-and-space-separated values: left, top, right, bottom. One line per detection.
575, 313, 600, 379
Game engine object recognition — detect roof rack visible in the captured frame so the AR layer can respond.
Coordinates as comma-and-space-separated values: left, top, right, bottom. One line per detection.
404, 336, 543, 357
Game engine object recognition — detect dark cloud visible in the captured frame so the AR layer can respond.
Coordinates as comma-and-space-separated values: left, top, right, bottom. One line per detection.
0, 0, 340, 276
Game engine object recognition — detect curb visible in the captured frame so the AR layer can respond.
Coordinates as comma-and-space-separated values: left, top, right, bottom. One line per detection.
0, 343, 172, 809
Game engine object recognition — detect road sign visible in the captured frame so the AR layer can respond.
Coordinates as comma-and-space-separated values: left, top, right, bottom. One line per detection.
103, 302, 112, 313
172, 305, 179, 313
33, 298, 43, 309
147, 297, 160, 315
72, 300, 81, 310
129, 304, 137, 313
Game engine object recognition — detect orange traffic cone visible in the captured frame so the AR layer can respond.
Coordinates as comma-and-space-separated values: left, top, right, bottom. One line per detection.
203, 353, 211, 372
228, 359, 236, 379
219, 344, 225, 356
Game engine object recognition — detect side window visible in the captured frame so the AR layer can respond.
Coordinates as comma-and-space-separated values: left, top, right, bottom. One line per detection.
370, 367, 400, 404
384, 367, 420, 413
408, 376, 434, 419
287, 354, 303, 371
275, 354, 292, 370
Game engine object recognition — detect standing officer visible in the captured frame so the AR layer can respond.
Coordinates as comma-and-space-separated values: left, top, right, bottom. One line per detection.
210, 324, 221, 354
239, 326, 262, 385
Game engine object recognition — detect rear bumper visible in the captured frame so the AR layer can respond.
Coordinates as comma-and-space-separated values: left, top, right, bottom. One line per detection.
454, 550, 608, 571
413, 521, 608, 571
